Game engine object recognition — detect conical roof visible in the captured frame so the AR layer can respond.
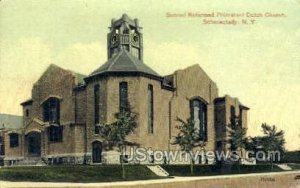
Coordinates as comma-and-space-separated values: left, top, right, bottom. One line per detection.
86, 49, 161, 80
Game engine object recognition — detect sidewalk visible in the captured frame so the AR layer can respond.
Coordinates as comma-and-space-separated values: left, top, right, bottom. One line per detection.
1, 171, 299, 188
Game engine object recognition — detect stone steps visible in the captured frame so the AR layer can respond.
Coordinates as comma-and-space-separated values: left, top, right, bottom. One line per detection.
276, 164, 292, 171
147, 165, 169, 177
16, 157, 47, 166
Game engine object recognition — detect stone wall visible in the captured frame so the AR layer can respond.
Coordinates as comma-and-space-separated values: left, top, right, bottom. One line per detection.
85, 75, 173, 161
3, 132, 23, 161
2, 63, 249, 165
4, 65, 88, 164
75, 88, 87, 125
84, 64, 221, 164
214, 95, 249, 159
170, 65, 219, 152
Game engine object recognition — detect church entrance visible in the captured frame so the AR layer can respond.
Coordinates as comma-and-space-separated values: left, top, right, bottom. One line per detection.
27, 132, 41, 156
92, 141, 102, 163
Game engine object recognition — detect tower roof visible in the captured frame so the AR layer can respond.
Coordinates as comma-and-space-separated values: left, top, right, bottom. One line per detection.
111, 13, 138, 28
86, 49, 161, 81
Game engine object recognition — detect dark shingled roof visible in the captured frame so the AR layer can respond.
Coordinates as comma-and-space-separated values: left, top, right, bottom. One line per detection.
20, 98, 33, 106
87, 49, 161, 80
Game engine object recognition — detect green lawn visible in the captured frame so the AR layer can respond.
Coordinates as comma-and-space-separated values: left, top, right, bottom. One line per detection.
161, 164, 284, 176
0, 165, 160, 182
289, 163, 300, 170
0, 164, 296, 182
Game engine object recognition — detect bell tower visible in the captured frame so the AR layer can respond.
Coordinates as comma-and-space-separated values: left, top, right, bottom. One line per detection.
107, 14, 143, 60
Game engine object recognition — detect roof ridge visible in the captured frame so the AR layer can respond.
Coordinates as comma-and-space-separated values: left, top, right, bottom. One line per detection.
107, 50, 123, 71
124, 50, 140, 71
0, 113, 22, 117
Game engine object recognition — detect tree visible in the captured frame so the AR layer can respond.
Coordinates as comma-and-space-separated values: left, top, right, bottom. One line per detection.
227, 113, 247, 163
172, 117, 206, 175
246, 123, 285, 169
245, 136, 261, 154
260, 123, 285, 151
260, 123, 285, 169
99, 104, 138, 179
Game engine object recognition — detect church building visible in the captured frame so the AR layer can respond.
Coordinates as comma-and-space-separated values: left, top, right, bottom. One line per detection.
0, 14, 249, 165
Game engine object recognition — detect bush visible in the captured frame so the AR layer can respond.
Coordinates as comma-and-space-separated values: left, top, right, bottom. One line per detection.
280, 151, 300, 163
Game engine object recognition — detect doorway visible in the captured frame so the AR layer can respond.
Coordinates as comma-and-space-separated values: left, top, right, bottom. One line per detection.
92, 141, 102, 163
27, 132, 41, 156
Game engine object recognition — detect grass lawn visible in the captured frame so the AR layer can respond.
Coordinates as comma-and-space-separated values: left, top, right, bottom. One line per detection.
288, 163, 300, 170
0, 165, 161, 182
161, 164, 285, 176
1, 164, 297, 182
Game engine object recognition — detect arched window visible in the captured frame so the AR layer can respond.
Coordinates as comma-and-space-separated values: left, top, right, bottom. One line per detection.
147, 84, 154, 133
190, 99, 207, 141
43, 97, 60, 124
92, 141, 102, 163
119, 82, 128, 112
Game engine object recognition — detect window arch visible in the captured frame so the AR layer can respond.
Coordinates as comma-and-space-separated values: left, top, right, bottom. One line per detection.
190, 98, 207, 141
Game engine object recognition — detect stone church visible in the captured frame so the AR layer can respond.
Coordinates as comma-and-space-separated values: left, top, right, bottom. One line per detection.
0, 14, 249, 165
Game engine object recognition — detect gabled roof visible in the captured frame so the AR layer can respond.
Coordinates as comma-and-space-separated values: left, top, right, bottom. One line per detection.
37, 64, 86, 86
86, 49, 162, 80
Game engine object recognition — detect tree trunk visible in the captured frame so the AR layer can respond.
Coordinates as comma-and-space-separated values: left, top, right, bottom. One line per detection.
121, 145, 126, 179
189, 152, 194, 175
121, 160, 125, 179
239, 149, 242, 173
270, 155, 273, 170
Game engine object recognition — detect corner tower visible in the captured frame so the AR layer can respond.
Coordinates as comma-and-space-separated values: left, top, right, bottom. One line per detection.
107, 14, 143, 60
